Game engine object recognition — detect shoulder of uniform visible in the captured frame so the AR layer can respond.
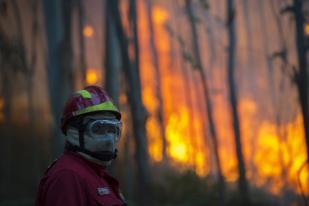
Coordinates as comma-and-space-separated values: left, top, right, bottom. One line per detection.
47, 168, 87, 185
44, 154, 88, 178
42, 158, 59, 175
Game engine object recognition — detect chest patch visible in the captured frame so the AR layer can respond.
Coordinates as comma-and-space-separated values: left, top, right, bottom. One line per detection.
97, 187, 111, 196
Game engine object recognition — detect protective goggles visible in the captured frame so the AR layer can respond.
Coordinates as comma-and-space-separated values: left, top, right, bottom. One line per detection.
84, 119, 122, 139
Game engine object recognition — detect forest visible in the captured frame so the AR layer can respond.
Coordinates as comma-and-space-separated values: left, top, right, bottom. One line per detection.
0, 0, 308, 205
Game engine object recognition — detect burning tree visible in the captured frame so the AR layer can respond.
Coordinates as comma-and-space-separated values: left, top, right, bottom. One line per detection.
226, 0, 251, 204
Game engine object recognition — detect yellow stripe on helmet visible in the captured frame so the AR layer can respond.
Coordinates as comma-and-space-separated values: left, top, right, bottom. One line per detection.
76, 90, 92, 99
73, 101, 119, 116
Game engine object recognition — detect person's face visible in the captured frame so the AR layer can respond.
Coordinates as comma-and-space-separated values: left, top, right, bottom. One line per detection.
82, 112, 121, 154
66, 112, 122, 166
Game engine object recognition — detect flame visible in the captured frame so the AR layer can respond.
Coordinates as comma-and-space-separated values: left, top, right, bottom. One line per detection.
86, 68, 100, 85
147, 116, 163, 162
152, 6, 168, 25
254, 115, 308, 194
83, 25, 94, 37
166, 109, 190, 162
137, 0, 308, 196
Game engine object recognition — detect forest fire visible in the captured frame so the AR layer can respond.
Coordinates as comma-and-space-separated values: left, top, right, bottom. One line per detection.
254, 115, 308, 194
1, 0, 309, 205
138, 2, 309, 197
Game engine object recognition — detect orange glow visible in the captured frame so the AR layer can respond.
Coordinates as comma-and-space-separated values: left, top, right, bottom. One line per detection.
166, 110, 190, 162
83, 25, 94, 37
253, 115, 308, 194
137, 0, 308, 197
147, 116, 163, 162
86, 68, 99, 85
152, 6, 168, 25
140, 1, 208, 174
305, 23, 309, 36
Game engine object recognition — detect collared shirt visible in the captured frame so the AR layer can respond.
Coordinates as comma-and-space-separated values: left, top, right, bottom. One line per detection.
36, 151, 126, 206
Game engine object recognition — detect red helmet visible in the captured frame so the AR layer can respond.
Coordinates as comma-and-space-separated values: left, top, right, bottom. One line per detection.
60, 85, 121, 134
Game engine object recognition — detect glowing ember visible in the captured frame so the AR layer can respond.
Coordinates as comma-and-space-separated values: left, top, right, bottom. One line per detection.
254, 115, 308, 194
152, 6, 168, 25
166, 109, 191, 163
83, 25, 94, 37
147, 116, 163, 162
86, 68, 99, 85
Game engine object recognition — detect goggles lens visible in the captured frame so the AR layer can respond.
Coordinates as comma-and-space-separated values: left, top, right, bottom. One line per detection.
86, 119, 122, 138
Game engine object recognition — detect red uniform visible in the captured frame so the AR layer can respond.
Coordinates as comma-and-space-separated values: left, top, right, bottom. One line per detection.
36, 150, 126, 206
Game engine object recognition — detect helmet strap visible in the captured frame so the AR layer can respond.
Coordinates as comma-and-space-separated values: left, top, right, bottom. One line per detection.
78, 128, 85, 148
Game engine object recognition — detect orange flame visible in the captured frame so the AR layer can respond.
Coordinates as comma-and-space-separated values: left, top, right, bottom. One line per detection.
152, 6, 168, 25
138, 0, 308, 196
86, 68, 100, 85
83, 25, 94, 37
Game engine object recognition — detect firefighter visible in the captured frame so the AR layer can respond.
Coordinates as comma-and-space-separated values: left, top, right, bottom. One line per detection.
36, 85, 127, 206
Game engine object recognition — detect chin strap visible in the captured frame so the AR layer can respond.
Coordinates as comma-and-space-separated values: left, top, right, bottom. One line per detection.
65, 125, 117, 162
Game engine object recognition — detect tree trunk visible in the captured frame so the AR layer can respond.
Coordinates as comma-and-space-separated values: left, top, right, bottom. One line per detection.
43, 0, 74, 158
104, 0, 121, 105
60, 0, 74, 95
185, 0, 225, 204
77, 0, 87, 87
293, 0, 309, 165
109, 0, 152, 205
145, 0, 168, 162
226, 0, 251, 204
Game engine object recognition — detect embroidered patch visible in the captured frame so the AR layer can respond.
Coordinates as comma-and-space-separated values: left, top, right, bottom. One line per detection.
97, 187, 110, 196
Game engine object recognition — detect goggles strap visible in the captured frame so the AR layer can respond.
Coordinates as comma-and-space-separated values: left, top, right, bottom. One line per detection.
78, 128, 85, 148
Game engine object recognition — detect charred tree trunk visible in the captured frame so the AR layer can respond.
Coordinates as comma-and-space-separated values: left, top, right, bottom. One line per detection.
185, 0, 225, 204
226, 0, 251, 204
145, 0, 168, 162
105, 1, 121, 105
109, 0, 152, 205
77, 0, 87, 87
293, 0, 309, 165
200, 1, 216, 70
43, 0, 74, 157
60, 0, 74, 95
